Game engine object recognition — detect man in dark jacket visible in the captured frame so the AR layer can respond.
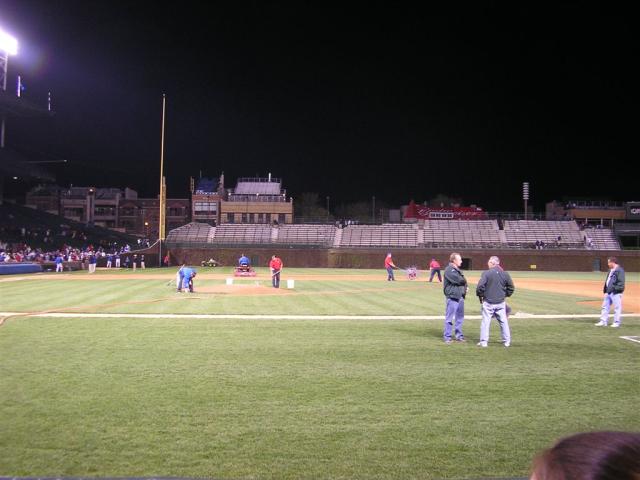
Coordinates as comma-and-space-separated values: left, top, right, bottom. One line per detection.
442, 252, 468, 343
476, 256, 515, 347
595, 257, 625, 328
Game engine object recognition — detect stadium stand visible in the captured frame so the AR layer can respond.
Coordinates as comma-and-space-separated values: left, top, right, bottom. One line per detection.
339, 224, 418, 248
275, 224, 336, 246
165, 222, 215, 245
504, 220, 584, 248
421, 219, 501, 248
165, 219, 626, 251
212, 224, 273, 244
0, 202, 136, 249
584, 228, 621, 250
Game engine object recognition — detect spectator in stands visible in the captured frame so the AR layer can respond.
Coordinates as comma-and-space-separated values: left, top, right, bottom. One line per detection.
269, 255, 283, 288
443, 252, 467, 344
428, 258, 442, 282
529, 431, 640, 480
476, 256, 515, 347
535, 240, 541, 250
384, 253, 397, 281
595, 257, 625, 328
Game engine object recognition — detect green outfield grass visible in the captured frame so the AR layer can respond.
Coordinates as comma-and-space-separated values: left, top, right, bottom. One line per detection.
0, 268, 639, 479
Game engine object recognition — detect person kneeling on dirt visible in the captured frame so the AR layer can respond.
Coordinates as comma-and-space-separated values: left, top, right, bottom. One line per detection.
180, 266, 197, 293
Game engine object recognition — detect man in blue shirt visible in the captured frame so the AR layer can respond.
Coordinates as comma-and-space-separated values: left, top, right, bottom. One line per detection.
238, 253, 250, 271
55, 254, 64, 273
181, 266, 197, 293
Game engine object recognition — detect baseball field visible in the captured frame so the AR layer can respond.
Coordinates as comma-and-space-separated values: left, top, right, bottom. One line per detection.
1, 267, 639, 479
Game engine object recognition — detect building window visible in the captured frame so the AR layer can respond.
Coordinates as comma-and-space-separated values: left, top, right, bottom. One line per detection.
258, 213, 264, 223
279, 213, 286, 224
266, 213, 271, 224
241, 213, 248, 223
249, 213, 255, 223
194, 202, 217, 214
168, 207, 184, 216
227, 213, 235, 223
121, 207, 136, 216
95, 206, 116, 217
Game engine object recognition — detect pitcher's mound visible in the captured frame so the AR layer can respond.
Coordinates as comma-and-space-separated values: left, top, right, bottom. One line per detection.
197, 284, 293, 295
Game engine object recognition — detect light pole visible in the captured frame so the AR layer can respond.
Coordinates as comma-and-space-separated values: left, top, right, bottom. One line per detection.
0, 28, 18, 149
523, 182, 530, 220
158, 94, 167, 266
326, 195, 330, 222
372, 196, 376, 224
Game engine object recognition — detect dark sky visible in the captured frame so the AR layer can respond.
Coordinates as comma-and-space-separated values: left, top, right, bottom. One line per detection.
0, 1, 636, 210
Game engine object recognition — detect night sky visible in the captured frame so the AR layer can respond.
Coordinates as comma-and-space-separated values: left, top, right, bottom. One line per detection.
0, 1, 635, 211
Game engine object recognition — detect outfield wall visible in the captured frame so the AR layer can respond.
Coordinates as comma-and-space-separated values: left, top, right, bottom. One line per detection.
168, 246, 640, 272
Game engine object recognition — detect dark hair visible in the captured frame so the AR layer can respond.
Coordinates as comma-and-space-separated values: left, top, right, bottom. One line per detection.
530, 431, 640, 480
607, 257, 618, 264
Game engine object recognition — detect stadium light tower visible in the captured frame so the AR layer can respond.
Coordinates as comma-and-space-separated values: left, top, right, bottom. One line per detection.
523, 182, 530, 220
0, 27, 18, 148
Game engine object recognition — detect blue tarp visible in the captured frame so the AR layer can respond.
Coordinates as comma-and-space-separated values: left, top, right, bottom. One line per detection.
0, 263, 43, 275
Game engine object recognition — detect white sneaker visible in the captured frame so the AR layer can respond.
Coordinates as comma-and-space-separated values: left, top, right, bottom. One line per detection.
611, 323, 621, 328
594, 321, 607, 326
477, 341, 488, 347
504, 342, 510, 347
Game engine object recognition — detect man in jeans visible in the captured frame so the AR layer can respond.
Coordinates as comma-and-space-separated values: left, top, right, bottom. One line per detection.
442, 252, 468, 344
476, 256, 515, 347
595, 256, 625, 328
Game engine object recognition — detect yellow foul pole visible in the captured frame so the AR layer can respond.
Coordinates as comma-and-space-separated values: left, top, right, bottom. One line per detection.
159, 94, 167, 242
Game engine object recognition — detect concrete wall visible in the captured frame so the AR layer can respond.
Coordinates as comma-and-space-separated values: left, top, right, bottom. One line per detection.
167, 246, 640, 272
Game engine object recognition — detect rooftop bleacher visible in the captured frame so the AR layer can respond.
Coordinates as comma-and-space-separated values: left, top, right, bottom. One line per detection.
234, 177, 282, 195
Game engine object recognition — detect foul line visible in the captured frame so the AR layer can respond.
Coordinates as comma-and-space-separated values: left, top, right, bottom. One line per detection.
1, 312, 639, 321
620, 336, 640, 344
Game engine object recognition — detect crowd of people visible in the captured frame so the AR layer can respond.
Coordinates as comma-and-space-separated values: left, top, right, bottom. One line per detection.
0, 237, 141, 271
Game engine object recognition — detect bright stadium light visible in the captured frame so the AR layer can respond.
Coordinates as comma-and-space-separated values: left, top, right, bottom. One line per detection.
0, 28, 18, 55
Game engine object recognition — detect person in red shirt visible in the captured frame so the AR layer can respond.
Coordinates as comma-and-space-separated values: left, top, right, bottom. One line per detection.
269, 254, 283, 288
384, 253, 397, 281
428, 258, 442, 282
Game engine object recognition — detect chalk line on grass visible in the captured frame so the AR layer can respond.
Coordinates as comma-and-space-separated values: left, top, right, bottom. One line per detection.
1, 312, 639, 321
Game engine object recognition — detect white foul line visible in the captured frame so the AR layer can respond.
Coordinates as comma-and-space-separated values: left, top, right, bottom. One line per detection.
620, 336, 640, 344
1, 312, 639, 321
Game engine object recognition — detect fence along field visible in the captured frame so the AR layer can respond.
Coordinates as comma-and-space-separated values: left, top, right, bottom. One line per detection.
0, 268, 638, 479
